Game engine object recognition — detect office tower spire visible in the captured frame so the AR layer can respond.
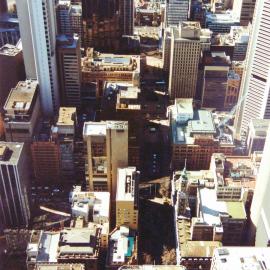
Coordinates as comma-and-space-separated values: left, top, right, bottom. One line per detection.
234, 0, 270, 139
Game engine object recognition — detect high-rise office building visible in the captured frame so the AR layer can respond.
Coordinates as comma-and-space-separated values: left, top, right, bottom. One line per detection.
16, 0, 60, 116
116, 167, 139, 230
0, 44, 25, 108
55, 107, 77, 182
0, 142, 31, 230
165, 0, 190, 27
168, 22, 205, 99
233, 0, 256, 26
56, 0, 82, 38
56, 0, 71, 34
234, 0, 270, 139
0, 0, 7, 14
119, 0, 134, 36
3, 80, 40, 143
201, 52, 231, 109
81, 0, 120, 50
81, 0, 133, 51
83, 121, 128, 201
250, 126, 270, 246
0, 15, 20, 47
57, 34, 81, 107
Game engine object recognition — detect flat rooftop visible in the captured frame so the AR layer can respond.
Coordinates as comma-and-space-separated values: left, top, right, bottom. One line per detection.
0, 142, 24, 165
181, 240, 222, 258
35, 264, 85, 270
249, 119, 270, 137
70, 190, 110, 219
0, 44, 21, 56
36, 232, 60, 263
82, 49, 140, 72
199, 188, 246, 225
83, 121, 128, 137
175, 98, 193, 115
172, 109, 216, 145
120, 266, 186, 270
213, 247, 270, 270
4, 80, 38, 113
83, 122, 107, 137
116, 167, 137, 201
57, 107, 76, 126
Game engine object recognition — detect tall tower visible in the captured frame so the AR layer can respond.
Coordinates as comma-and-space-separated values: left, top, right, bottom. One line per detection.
0, 142, 31, 230
16, 0, 60, 116
0, 0, 7, 14
83, 121, 128, 201
168, 22, 202, 99
57, 34, 81, 107
165, 0, 190, 27
250, 126, 270, 246
119, 0, 134, 35
234, 0, 270, 139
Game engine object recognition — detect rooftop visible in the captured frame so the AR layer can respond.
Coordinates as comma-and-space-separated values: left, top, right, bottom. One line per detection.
199, 187, 246, 225
249, 119, 270, 137
171, 108, 216, 145
4, 80, 38, 114
70, 189, 110, 222
57, 107, 76, 126
58, 226, 100, 257
56, 34, 79, 49
181, 240, 222, 258
36, 232, 60, 263
82, 49, 140, 73
35, 264, 85, 270
212, 247, 270, 270
0, 44, 21, 56
107, 226, 136, 266
116, 167, 138, 201
119, 266, 186, 270
0, 142, 24, 165
83, 121, 128, 137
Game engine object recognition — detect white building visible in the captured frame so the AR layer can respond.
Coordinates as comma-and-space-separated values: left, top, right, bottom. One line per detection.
116, 167, 139, 230
69, 186, 110, 226
16, 0, 60, 116
234, 0, 270, 138
211, 247, 270, 270
250, 126, 270, 246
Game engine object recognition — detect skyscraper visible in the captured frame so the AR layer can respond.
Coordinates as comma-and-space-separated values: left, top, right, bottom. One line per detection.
119, 0, 134, 36
250, 126, 270, 246
234, 0, 270, 139
81, 0, 134, 51
57, 34, 81, 107
0, 142, 31, 230
168, 22, 203, 99
83, 121, 128, 201
16, 0, 60, 116
0, 0, 7, 14
165, 0, 189, 27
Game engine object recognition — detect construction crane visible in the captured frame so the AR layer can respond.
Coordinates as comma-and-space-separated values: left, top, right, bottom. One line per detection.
39, 206, 71, 217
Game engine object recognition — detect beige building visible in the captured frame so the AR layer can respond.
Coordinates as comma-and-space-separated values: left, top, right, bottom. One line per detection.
168, 22, 211, 99
116, 167, 139, 230
83, 121, 128, 201
3, 80, 40, 143
81, 48, 140, 97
